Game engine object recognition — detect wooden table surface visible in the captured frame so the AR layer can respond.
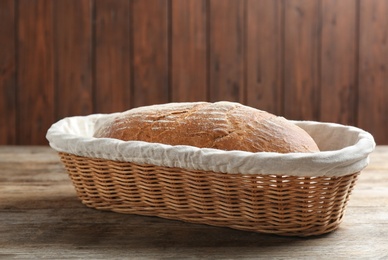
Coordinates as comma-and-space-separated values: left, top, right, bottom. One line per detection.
0, 146, 387, 259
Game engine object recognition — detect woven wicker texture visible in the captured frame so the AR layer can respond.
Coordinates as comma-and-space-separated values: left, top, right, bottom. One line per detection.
59, 152, 359, 237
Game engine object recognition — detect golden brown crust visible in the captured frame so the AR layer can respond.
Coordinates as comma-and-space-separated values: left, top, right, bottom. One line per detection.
94, 101, 320, 153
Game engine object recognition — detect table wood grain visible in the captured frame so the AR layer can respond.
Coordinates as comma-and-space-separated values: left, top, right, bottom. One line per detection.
0, 146, 387, 259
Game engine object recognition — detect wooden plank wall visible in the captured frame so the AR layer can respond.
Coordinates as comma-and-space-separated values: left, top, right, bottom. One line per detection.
0, 0, 387, 145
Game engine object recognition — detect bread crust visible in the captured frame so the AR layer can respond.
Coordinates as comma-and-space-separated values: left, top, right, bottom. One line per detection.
94, 101, 320, 153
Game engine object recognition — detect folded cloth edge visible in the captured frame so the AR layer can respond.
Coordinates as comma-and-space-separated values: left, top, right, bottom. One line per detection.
46, 114, 376, 177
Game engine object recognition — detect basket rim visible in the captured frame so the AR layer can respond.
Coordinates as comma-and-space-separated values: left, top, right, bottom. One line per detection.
46, 112, 375, 178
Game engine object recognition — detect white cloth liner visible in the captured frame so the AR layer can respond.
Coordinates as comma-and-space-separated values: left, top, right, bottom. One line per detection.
46, 113, 376, 177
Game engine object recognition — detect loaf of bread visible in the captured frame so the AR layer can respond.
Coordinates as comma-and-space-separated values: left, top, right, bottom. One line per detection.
94, 101, 320, 153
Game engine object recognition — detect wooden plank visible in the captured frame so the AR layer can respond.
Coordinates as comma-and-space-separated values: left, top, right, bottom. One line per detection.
320, 0, 357, 125
284, 0, 320, 120
54, 0, 93, 118
358, 0, 388, 144
246, 0, 283, 114
132, 0, 169, 107
17, 0, 55, 145
0, 0, 16, 144
95, 0, 131, 113
171, 0, 207, 102
209, 0, 245, 103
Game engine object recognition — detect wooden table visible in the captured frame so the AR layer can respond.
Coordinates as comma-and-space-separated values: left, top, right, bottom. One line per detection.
1, 146, 387, 259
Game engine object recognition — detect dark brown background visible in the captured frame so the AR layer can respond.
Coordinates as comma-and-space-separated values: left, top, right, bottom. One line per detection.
1, 0, 387, 145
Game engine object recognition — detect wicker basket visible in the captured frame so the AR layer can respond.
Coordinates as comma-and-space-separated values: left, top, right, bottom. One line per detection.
47, 113, 375, 237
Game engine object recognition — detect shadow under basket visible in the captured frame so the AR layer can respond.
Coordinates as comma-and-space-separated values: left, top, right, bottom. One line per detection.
59, 152, 359, 237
